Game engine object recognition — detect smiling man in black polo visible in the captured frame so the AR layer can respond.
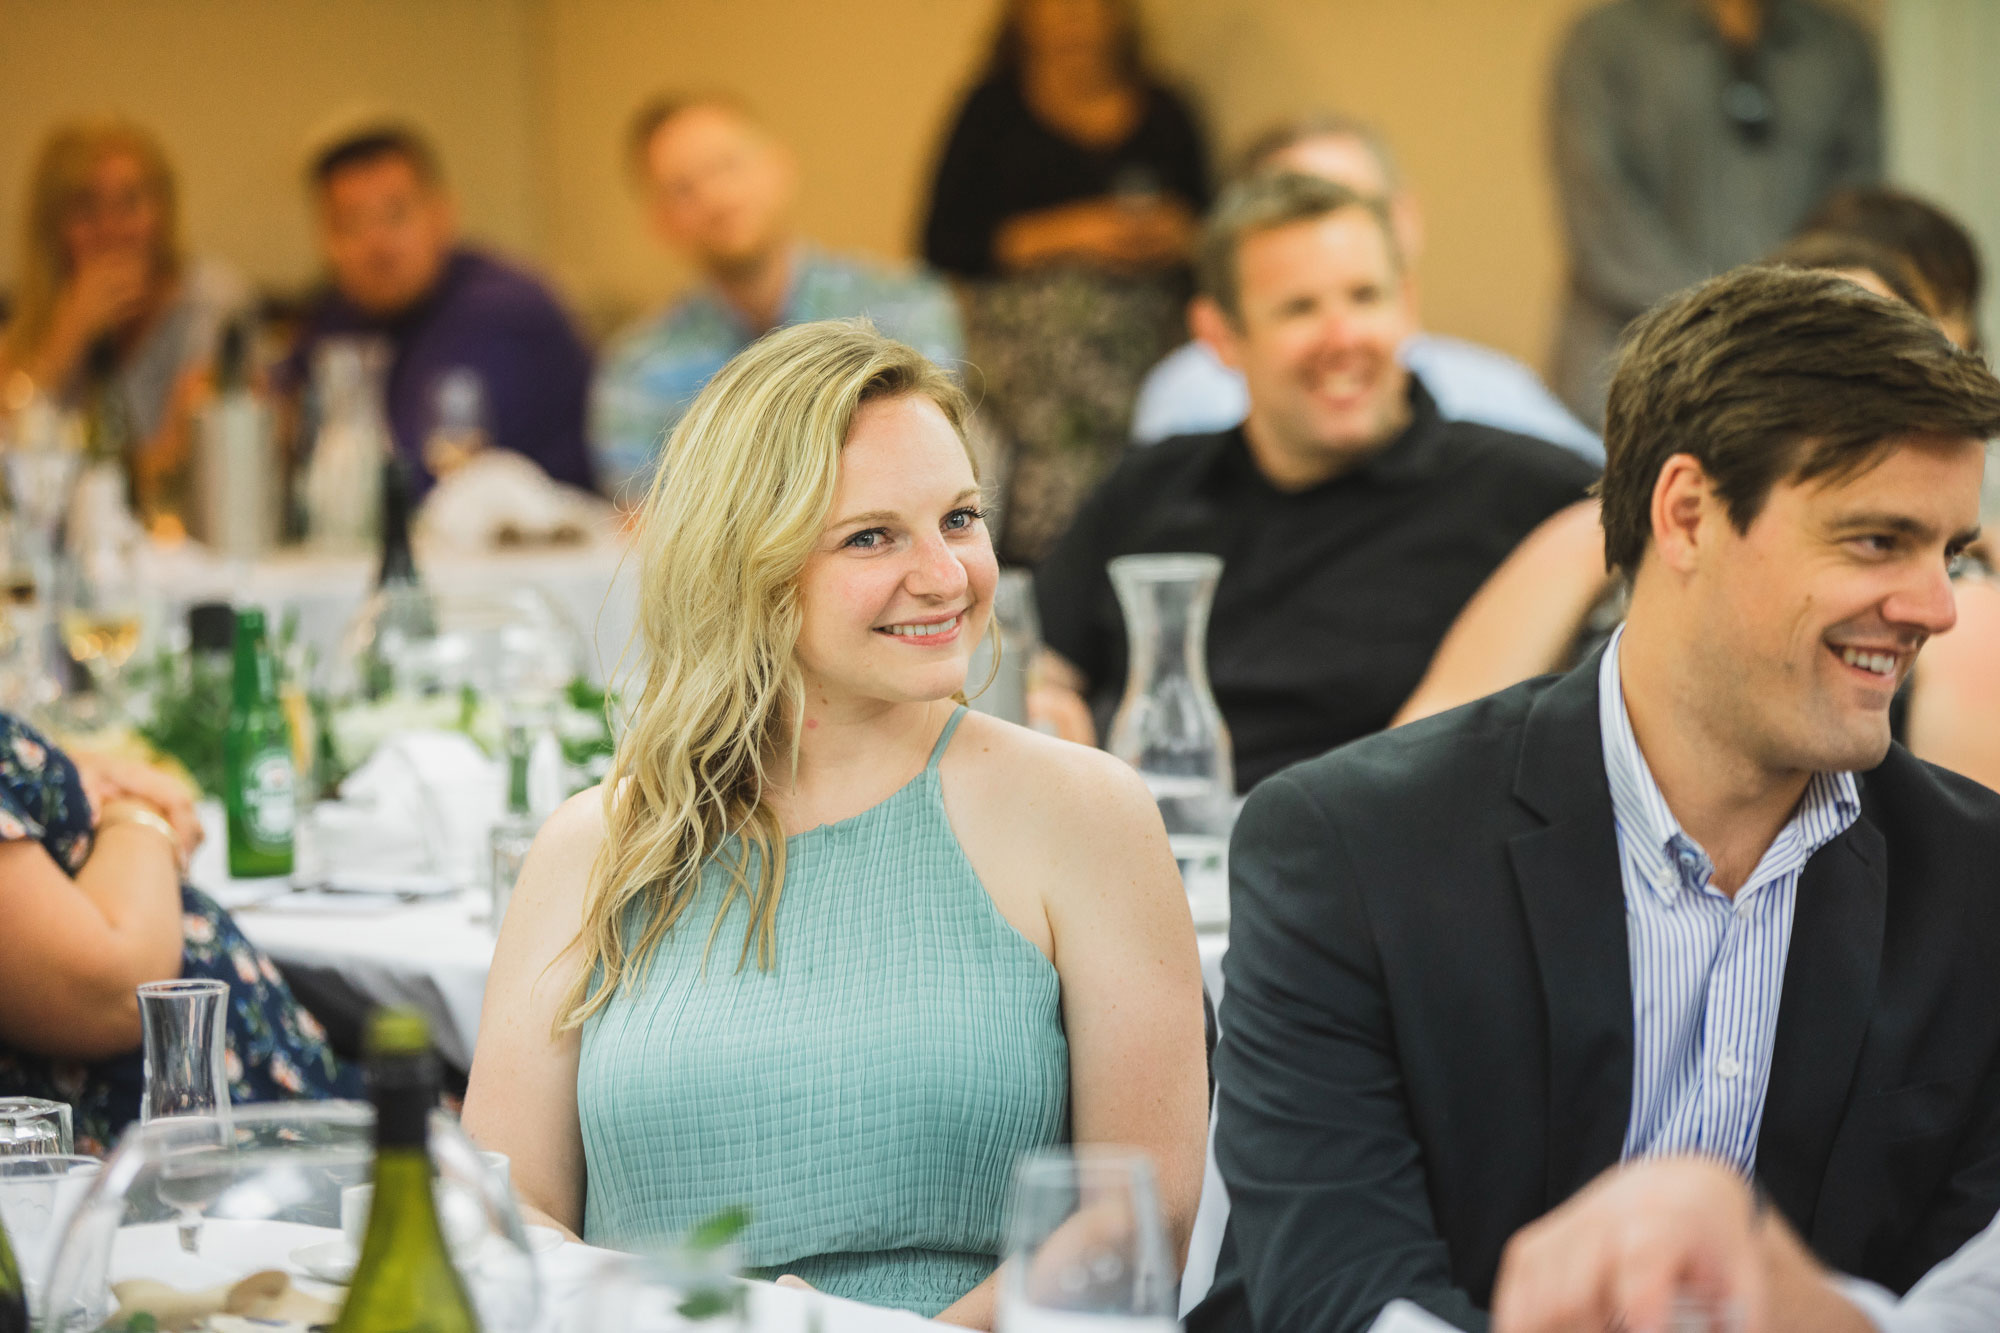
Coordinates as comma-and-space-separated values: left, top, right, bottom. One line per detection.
1031, 172, 1595, 791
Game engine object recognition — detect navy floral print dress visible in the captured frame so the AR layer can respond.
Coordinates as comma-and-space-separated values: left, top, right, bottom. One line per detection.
0, 712, 358, 1155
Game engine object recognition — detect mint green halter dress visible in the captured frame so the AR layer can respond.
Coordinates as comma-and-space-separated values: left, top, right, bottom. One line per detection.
576, 708, 1070, 1316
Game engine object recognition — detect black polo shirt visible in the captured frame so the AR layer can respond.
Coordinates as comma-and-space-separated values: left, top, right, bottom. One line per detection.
1034, 385, 1598, 791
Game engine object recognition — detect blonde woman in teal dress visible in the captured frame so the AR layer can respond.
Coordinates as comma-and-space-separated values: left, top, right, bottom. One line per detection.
464, 320, 1208, 1327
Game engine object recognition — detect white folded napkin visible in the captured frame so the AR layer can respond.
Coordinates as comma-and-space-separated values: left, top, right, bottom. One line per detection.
416, 450, 612, 550
312, 730, 501, 890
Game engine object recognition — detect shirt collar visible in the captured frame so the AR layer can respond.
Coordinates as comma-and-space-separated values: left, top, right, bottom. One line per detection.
1206, 378, 1447, 497
1598, 626, 1860, 903
1654, 0, 1804, 50
686, 241, 816, 337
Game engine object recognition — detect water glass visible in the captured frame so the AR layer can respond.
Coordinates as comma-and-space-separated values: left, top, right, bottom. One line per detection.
1666, 1294, 1744, 1331
137, 979, 230, 1123
1000, 1147, 1177, 1331
0, 1096, 73, 1156
577, 1251, 749, 1331
0, 1154, 101, 1319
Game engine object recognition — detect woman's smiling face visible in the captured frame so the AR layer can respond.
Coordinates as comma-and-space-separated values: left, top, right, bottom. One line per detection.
794, 394, 995, 712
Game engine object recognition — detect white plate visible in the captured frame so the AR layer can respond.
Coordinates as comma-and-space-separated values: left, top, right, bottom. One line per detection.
291, 1227, 559, 1283
289, 1238, 355, 1284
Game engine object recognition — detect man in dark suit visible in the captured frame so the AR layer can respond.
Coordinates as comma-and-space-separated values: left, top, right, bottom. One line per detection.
1195, 265, 2000, 1333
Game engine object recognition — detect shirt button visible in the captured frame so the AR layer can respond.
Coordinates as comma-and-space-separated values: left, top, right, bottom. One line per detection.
1716, 1055, 1742, 1079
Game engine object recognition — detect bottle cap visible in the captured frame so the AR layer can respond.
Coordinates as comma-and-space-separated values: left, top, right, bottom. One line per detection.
189, 602, 235, 654
233, 606, 267, 642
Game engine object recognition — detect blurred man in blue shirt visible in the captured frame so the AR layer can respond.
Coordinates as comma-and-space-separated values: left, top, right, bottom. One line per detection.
591, 95, 964, 501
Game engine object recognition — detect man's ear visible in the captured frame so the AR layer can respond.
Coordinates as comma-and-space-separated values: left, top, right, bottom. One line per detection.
1190, 295, 1244, 371
1649, 453, 1717, 575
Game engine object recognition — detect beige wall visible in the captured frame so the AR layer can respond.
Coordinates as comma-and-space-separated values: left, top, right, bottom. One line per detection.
0, 0, 1884, 370
0, 0, 547, 294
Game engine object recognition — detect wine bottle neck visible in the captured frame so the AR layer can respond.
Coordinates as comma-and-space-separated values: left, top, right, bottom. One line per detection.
378, 458, 421, 590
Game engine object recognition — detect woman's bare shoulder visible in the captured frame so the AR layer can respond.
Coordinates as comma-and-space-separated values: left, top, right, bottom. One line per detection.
507, 784, 610, 931
945, 711, 1161, 839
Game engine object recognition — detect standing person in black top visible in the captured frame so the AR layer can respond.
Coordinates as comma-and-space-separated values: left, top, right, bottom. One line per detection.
1030, 172, 1596, 791
922, 0, 1211, 563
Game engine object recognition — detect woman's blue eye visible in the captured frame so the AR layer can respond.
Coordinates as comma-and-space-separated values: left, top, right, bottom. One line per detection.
844, 529, 885, 549
945, 506, 987, 532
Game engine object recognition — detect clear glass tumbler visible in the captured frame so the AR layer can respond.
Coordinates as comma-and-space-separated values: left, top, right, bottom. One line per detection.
0, 1097, 73, 1156
0, 1155, 101, 1319
1000, 1146, 1177, 1331
137, 979, 231, 1124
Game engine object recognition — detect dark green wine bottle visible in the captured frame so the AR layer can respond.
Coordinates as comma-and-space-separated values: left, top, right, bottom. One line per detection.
0, 1199, 25, 1333
222, 607, 296, 877
335, 1009, 481, 1333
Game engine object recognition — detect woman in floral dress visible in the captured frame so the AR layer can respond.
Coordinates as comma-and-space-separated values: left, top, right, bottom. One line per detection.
0, 711, 356, 1155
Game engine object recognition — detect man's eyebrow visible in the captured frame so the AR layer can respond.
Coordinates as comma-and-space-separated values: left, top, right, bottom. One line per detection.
1827, 512, 1986, 550
1827, 512, 1939, 541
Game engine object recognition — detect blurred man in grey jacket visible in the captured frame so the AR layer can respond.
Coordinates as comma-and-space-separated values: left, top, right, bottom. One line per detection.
1549, 0, 1879, 426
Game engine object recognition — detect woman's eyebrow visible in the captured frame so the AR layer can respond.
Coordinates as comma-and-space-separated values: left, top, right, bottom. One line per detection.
827, 490, 981, 529
827, 509, 900, 529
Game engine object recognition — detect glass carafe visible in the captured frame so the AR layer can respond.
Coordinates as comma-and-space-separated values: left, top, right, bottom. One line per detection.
301, 338, 390, 551
1106, 553, 1235, 930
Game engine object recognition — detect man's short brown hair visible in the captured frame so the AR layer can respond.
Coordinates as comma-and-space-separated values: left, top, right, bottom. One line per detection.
1196, 171, 1400, 324
1600, 265, 2000, 579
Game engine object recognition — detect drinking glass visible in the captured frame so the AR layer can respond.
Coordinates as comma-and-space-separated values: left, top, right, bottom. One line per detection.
1000, 1147, 1177, 1331
138, 980, 230, 1123
1665, 1295, 1743, 1331
576, 1251, 749, 1331
0, 1097, 73, 1156
137, 978, 232, 1254
57, 537, 146, 723
0, 1155, 101, 1319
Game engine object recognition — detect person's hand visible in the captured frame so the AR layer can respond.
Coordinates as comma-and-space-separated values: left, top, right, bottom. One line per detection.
1491, 1157, 1769, 1333
72, 750, 203, 862
54, 251, 151, 347
1026, 649, 1098, 744
773, 1275, 817, 1292
996, 196, 1194, 273
1116, 195, 1198, 267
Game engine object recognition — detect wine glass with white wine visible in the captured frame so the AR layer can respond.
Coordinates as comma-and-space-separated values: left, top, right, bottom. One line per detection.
58, 538, 145, 720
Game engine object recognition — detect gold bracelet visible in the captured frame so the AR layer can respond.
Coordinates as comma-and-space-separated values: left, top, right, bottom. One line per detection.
99, 806, 182, 865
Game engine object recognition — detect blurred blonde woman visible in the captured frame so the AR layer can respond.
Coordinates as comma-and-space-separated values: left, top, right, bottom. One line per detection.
0, 117, 249, 512
464, 321, 1207, 1328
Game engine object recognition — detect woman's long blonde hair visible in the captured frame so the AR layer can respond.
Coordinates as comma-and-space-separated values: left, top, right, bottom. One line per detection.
5, 118, 184, 363
556, 320, 974, 1032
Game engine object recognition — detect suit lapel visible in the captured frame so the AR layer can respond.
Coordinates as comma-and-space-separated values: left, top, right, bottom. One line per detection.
1754, 815, 1887, 1234
1508, 653, 1636, 1207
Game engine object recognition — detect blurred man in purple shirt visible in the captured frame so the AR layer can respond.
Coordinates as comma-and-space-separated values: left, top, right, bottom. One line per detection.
286, 120, 595, 496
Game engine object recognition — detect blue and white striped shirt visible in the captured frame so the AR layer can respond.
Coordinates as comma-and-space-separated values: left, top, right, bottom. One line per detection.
1599, 628, 1860, 1173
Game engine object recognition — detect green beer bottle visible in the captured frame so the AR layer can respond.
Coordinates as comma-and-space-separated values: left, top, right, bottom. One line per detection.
334, 1009, 481, 1333
223, 607, 296, 877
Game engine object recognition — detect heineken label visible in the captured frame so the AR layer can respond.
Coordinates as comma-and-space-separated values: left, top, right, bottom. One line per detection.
245, 748, 296, 844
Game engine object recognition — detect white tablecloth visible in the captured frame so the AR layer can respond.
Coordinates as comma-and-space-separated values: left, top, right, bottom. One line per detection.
98, 1220, 944, 1332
